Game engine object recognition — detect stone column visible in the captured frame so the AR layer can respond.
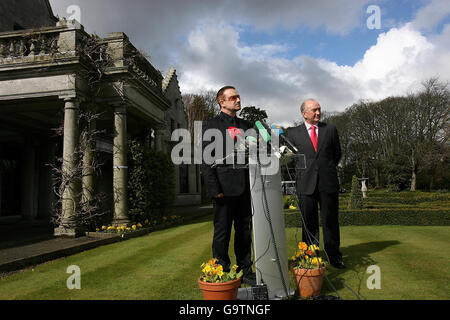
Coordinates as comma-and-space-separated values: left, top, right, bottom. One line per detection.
54, 98, 84, 237
82, 118, 96, 207
154, 127, 166, 153
113, 105, 129, 225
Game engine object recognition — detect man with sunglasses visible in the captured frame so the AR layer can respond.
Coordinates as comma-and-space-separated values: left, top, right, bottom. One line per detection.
201, 86, 256, 285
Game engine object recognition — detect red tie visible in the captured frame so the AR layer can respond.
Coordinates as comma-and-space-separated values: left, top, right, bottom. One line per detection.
310, 126, 318, 152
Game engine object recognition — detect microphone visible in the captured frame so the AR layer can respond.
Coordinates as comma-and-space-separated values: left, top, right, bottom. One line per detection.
227, 126, 242, 140
255, 121, 271, 142
256, 120, 298, 153
254, 120, 282, 158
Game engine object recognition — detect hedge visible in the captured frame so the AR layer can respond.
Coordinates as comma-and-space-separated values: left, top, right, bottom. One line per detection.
284, 209, 450, 227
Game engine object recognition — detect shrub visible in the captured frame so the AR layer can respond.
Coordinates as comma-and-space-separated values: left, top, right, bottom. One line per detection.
285, 189, 450, 226
349, 175, 363, 209
283, 195, 297, 209
285, 209, 450, 227
128, 139, 175, 223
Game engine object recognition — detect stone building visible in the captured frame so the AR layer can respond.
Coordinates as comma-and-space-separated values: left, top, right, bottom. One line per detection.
0, 0, 200, 235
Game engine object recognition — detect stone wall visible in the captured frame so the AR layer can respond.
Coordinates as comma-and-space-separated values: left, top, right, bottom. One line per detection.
0, 0, 57, 32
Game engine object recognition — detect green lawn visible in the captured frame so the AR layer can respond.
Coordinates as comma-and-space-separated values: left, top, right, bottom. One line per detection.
0, 214, 448, 300
286, 225, 449, 300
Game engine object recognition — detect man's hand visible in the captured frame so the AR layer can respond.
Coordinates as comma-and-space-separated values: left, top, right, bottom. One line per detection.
214, 193, 224, 198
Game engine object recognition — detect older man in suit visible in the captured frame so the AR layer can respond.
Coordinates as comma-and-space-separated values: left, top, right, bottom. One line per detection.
201, 86, 256, 284
287, 99, 345, 269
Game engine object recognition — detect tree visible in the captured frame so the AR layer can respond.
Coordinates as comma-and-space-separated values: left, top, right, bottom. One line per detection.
182, 91, 219, 140
239, 106, 268, 124
412, 78, 449, 190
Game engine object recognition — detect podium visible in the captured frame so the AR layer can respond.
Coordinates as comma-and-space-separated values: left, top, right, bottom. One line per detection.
250, 159, 294, 299
216, 148, 304, 300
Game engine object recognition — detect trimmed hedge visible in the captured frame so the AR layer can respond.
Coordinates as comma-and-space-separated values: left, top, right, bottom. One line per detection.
285, 209, 450, 227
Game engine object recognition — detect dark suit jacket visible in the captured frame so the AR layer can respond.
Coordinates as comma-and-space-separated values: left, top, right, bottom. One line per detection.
287, 122, 341, 195
201, 112, 253, 198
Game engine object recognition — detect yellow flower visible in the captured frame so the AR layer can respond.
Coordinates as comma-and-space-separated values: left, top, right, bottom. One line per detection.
132, 225, 137, 230
137, 223, 142, 228
144, 219, 149, 224
298, 242, 308, 251
289, 205, 297, 210
217, 270, 224, 278
232, 265, 238, 271
95, 228, 100, 232
101, 226, 106, 230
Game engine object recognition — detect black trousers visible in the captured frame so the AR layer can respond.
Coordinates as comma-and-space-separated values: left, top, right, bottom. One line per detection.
212, 191, 253, 273
298, 185, 342, 262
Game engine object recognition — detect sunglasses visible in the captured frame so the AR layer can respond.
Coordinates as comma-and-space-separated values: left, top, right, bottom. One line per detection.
226, 95, 240, 102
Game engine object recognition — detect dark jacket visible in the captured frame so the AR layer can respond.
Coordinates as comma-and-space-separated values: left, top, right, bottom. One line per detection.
201, 112, 253, 198
287, 122, 341, 194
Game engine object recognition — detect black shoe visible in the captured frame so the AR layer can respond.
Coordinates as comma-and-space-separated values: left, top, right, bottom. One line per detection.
330, 259, 346, 269
242, 272, 257, 286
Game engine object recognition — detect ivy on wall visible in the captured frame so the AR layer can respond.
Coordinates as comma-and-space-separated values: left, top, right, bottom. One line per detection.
127, 138, 175, 223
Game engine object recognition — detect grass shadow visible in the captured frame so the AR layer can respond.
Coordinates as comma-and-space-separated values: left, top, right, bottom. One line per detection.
321, 240, 401, 299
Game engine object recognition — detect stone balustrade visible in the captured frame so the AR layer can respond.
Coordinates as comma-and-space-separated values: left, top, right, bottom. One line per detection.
0, 21, 164, 95
0, 33, 59, 60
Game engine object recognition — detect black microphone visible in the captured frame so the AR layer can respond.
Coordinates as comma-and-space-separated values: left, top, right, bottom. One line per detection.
256, 119, 298, 153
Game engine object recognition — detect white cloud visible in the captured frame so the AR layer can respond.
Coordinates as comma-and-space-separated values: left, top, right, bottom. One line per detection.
177, 22, 450, 126
411, 0, 450, 31
48, 0, 450, 126
49, 0, 373, 69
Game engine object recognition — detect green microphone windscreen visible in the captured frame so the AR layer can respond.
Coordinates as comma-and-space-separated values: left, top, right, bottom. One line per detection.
255, 121, 271, 142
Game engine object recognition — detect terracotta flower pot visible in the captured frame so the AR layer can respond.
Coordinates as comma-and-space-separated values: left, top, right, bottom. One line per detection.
198, 277, 241, 300
292, 267, 325, 298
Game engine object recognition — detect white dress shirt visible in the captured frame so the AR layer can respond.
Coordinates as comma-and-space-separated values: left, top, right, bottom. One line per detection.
304, 121, 318, 138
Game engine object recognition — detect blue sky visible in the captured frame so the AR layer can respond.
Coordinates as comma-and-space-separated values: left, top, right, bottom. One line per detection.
236, 0, 437, 66
49, 0, 450, 125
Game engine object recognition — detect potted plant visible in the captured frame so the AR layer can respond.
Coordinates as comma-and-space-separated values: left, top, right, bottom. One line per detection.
198, 258, 243, 300
290, 242, 327, 298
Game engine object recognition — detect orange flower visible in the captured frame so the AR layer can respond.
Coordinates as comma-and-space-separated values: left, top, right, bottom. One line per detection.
298, 242, 308, 251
